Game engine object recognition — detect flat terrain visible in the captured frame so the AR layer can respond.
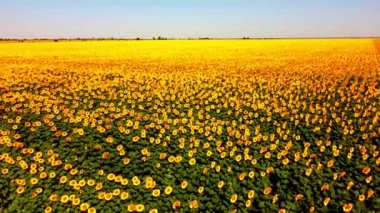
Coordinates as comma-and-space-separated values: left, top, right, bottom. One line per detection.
0, 39, 379, 212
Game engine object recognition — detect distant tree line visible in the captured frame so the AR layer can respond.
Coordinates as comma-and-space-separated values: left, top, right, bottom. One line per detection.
152, 36, 168, 40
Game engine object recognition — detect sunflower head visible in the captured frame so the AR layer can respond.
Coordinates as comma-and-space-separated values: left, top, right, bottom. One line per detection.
342, 203, 353, 212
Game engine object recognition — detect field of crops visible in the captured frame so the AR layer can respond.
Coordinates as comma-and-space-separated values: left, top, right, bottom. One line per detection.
0, 39, 379, 212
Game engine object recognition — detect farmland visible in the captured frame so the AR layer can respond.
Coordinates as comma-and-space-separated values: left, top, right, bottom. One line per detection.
0, 39, 379, 212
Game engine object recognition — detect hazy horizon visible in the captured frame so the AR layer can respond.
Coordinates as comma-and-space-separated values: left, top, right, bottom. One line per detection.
1, 0, 380, 39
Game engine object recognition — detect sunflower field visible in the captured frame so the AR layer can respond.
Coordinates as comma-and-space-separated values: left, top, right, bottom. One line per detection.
0, 39, 379, 212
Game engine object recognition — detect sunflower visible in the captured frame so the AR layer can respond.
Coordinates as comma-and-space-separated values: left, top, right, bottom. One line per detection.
342, 203, 353, 212
121, 191, 129, 200
172, 200, 181, 209
115, 175, 123, 182
245, 200, 252, 207
239, 173, 246, 181
30, 178, 39, 185
49, 194, 59, 202
36, 188, 43, 193
88, 207, 97, 213
97, 192, 105, 200
198, 186, 204, 194
365, 176, 372, 183
105, 193, 113, 201
135, 204, 144, 212
263, 187, 272, 195
217, 180, 224, 188
189, 158, 196, 165
168, 156, 175, 163
106, 136, 114, 144
248, 190, 255, 199
141, 148, 148, 155
121, 178, 129, 185
72, 198, 80, 206
107, 173, 115, 181
79, 179, 86, 187
123, 158, 131, 165
95, 182, 103, 190
87, 179, 95, 186
362, 166, 371, 175
132, 136, 139, 142
376, 158, 380, 165
149, 209, 158, 213
152, 189, 160, 197
181, 180, 188, 189
367, 189, 374, 198
49, 172, 56, 178
295, 194, 304, 201
94, 144, 102, 151
327, 160, 334, 168
80, 203, 90, 211
248, 171, 255, 178
230, 193, 238, 203
309, 206, 315, 212
215, 165, 221, 173
264, 152, 271, 159
60, 195, 69, 203
40, 172, 47, 179
346, 181, 354, 190
102, 152, 110, 159
16, 186, 25, 194
127, 204, 136, 212
164, 186, 173, 195
220, 152, 227, 158
333, 173, 338, 180
132, 177, 141, 186
147, 181, 156, 189
70, 168, 78, 175
64, 164, 73, 170
323, 197, 330, 206
359, 194, 365, 201
189, 200, 199, 209
272, 194, 279, 203
44, 206, 52, 213
305, 168, 313, 176
113, 189, 121, 196
175, 155, 183, 163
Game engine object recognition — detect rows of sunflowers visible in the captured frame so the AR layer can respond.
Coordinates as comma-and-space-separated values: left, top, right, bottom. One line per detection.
0, 39, 379, 212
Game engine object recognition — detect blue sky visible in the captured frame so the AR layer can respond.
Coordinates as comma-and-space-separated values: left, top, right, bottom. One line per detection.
0, 0, 379, 38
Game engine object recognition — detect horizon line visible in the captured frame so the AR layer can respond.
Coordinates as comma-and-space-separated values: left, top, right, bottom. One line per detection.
1, 36, 380, 41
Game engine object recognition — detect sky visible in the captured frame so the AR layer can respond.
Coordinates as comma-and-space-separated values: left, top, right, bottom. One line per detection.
0, 0, 380, 39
